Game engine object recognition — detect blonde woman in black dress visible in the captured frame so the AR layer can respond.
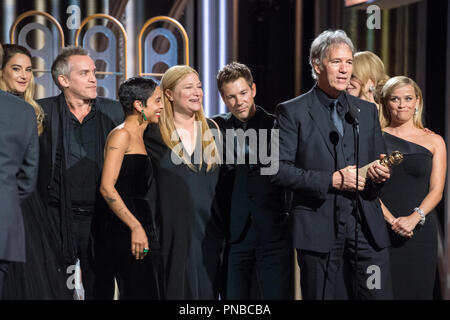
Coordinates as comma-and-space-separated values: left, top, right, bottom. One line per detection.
144, 65, 224, 299
379, 76, 446, 299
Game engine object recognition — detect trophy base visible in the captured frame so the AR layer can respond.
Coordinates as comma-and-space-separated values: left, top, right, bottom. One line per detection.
348, 160, 380, 179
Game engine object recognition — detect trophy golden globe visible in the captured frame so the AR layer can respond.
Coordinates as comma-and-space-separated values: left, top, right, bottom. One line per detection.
349, 150, 404, 178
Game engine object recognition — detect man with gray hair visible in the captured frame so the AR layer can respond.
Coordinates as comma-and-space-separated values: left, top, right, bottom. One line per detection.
271, 30, 393, 299
37, 46, 123, 299
0, 43, 39, 297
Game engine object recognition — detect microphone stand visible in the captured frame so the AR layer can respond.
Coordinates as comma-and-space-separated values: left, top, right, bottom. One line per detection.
352, 118, 360, 300
345, 94, 361, 300
329, 132, 340, 237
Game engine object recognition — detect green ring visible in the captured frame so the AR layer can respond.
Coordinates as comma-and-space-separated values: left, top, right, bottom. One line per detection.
143, 248, 149, 253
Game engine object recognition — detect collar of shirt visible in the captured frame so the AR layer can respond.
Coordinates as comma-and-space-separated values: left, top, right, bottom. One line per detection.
315, 86, 347, 114
63, 99, 97, 124
232, 105, 260, 130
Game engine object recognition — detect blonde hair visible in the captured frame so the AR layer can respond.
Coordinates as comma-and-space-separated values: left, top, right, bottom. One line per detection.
0, 51, 44, 135
380, 76, 424, 129
159, 65, 219, 172
353, 51, 389, 104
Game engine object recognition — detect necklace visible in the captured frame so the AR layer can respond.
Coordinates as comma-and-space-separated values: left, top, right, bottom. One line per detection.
7, 90, 23, 98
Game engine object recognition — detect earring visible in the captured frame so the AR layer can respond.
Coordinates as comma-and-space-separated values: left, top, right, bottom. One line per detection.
141, 109, 147, 121
414, 108, 418, 116
369, 86, 375, 93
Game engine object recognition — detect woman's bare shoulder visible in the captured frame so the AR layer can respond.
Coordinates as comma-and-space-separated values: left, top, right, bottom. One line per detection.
420, 129, 446, 154
106, 126, 131, 150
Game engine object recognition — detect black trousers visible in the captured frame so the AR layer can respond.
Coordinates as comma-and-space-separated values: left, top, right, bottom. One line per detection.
71, 213, 96, 300
297, 211, 393, 300
48, 204, 115, 300
0, 261, 8, 299
226, 217, 294, 300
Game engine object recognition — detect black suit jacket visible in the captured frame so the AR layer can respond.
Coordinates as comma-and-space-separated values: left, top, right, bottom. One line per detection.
36, 94, 124, 205
213, 106, 289, 243
0, 90, 39, 262
271, 86, 390, 253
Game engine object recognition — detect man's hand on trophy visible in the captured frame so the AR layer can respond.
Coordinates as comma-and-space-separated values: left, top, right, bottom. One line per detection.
332, 165, 366, 192
367, 154, 391, 183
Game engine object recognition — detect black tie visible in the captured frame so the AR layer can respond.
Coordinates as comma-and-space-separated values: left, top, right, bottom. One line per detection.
234, 121, 249, 163
331, 100, 344, 136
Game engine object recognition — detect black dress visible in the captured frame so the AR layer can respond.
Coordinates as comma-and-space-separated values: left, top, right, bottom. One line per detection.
3, 93, 72, 300
380, 132, 437, 299
2, 191, 73, 299
145, 122, 225, 300
107, 154, 163, 300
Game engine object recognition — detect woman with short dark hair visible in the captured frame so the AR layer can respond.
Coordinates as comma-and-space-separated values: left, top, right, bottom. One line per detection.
100, 77, 164, 299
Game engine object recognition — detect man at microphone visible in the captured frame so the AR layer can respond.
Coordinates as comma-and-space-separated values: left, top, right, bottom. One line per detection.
271, 30, 392, 299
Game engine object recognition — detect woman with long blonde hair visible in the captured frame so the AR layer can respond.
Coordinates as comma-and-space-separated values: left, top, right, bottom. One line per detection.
1, 44, 72, 299
0, 44, 44, 134
379, 76, 446, 299
144, 65, 224, 299
346, 51, 389, 109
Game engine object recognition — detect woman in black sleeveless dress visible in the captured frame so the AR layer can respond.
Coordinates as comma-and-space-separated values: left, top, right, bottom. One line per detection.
144, 65, 225, 299
100, 77, 164, 299
378, 76, 446, 299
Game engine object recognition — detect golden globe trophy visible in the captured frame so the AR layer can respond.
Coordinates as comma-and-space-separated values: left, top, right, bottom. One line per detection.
349, 150, 404, 178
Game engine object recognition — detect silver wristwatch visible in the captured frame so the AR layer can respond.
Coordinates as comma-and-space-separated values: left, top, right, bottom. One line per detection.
414, 207, 426, 225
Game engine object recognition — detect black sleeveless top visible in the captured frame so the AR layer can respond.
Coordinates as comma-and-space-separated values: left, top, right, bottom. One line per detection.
380, 132, 433, 217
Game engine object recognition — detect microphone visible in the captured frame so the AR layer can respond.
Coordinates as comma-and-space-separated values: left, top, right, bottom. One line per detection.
344, 94, 360, 129
345, 107, 359, 126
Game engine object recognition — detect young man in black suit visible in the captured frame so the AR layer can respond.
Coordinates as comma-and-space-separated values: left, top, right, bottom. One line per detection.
271, 30, 393, 299
37, 47, 123, 299
0, 43, 39, 297
213, 62, 293, 299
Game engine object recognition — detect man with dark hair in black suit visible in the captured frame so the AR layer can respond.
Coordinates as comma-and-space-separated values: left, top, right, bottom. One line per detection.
213, 62, 293, 300
0, 43, 39, 297
37, 47, 123, 299
271, 30, 393, 300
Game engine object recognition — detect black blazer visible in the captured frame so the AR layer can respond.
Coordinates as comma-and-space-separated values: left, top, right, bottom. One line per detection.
36, 94, 124, 205
213, 106, 289, 243
0, 90, 39, 262
271, 86, 390, 253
